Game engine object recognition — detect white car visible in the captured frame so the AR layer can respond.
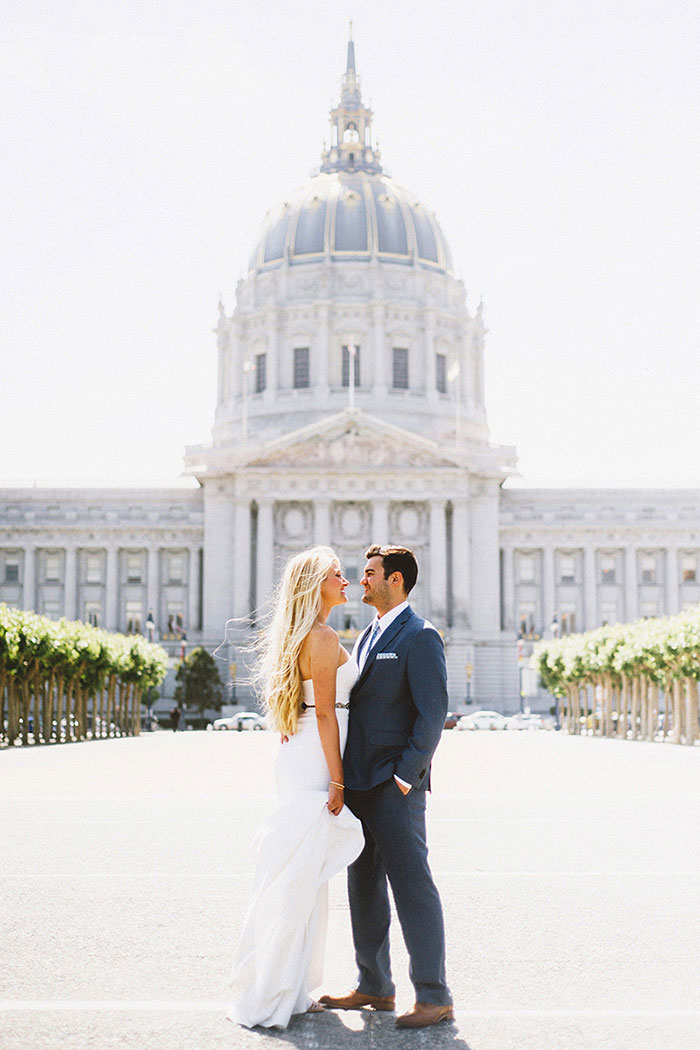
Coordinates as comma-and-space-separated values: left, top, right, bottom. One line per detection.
505, 712, 553, 731
455, 710, 508, 731
212, 712, 266, 731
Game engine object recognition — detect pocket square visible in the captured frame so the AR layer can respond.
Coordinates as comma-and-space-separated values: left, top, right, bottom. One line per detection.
376, 652, 398, 660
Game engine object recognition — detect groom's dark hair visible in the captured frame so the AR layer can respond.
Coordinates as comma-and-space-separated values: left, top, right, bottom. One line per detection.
365, 544, 418, 595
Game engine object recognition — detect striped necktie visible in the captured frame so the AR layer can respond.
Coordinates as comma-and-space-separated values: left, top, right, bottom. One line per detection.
360, 619, 382, 670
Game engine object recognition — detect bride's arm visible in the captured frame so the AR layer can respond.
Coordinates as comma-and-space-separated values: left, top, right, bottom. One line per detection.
308, 626, 345, 816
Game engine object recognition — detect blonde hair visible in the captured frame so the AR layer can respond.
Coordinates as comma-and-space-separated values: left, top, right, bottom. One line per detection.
256, 546, 338, 736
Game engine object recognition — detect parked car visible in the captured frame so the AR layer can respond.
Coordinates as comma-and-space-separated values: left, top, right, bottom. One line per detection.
455, 710, 508, 731
505, 712, 554, 731
212, 712, 266, 731
443, 712, 461, 730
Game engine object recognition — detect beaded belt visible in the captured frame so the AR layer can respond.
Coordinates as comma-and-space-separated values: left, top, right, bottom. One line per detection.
301, 702, 350, 710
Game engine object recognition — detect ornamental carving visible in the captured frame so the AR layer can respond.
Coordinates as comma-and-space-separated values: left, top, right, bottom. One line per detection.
250, 425, 456, 471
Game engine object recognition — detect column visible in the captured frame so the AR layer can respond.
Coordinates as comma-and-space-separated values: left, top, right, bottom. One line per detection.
452, 496, 471, 629
256, 499, 275, 614
22, 545, 36, 611
424, 311, 438, 406
229, 321, 242, 400
372, 303, 387, 399
105, 547, 118, 630
315, 304, 330, 398
583, 547, 597, 630
428, 499, 447, 621
202, 481, 235, 636
501, 545, 515, 633
313, 500, 332, 547
188, 546, 200, 632
371, 499, 390, 545
146, 547, 159, 629
624, 547, 638, 621
665, 547, 680, 616
542, 546, 556, 634
64, 545, 77, 620
264, 309, 278, 402
233, 499, 252, 621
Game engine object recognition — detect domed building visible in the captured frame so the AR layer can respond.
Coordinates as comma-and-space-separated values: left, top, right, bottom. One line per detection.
185, 36, 519, 700
2, 34, 698, 715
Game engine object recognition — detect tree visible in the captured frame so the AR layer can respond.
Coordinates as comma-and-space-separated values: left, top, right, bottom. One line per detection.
174, 647, 224, 722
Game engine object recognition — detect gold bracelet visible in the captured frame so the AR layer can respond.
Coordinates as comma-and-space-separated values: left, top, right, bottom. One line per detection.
330, 781, 345, 790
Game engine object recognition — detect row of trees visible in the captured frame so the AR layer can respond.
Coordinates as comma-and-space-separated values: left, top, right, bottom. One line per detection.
0, 604, 169, 747
531, 604, 700, 744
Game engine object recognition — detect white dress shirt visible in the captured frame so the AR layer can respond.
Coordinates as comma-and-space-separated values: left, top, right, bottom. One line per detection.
356, 600, 412, 793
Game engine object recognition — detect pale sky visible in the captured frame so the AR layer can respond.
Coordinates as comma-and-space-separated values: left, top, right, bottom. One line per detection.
1, 0, 698, 490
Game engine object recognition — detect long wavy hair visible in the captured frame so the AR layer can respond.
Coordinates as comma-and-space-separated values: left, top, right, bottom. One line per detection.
256, 546, 338, 737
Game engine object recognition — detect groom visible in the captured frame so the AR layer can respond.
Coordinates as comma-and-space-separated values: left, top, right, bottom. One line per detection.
320, 545, 453, 1029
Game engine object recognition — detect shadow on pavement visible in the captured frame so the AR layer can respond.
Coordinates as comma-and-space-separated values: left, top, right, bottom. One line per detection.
247, 1009, 472, 1048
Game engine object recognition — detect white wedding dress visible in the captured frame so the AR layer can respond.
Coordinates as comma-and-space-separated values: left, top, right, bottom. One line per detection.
227, 657, 364, 1029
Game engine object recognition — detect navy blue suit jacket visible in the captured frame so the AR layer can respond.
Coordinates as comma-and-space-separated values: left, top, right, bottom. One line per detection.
343, 606, 449, 792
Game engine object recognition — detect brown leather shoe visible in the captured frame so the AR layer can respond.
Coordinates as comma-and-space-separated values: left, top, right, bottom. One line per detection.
318, 989, 396, 1011
395, 1002, 454, 1028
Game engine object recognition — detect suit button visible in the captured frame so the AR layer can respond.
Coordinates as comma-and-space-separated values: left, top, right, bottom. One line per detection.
419, 770, 426, 778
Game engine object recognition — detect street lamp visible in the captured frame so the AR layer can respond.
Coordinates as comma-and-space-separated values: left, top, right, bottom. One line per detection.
550, 616, 561, 729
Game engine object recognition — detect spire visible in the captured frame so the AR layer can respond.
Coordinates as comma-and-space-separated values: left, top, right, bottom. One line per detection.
320, 29, 382, 175
346, 21, 355, 72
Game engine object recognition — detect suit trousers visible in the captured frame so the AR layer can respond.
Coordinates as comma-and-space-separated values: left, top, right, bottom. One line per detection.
345, 779, 451, 1006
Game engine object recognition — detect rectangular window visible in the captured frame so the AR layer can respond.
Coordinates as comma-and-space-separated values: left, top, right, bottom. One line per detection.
600, 554, 616, 585
392, 347, 409, 389
342, 344, 361, 387
293, 347, 310, 389
559, 554, 576, 584
4, 559, 19, 584
435, 353, 447, 394
84, 600, 101, 627
681, 554, 697, 582
45, 554, 60, 581
255, 352, 266, 394
517, 553, 535, 584
42, 599, 61, 619
86, 554, 102, 584
600, 600, 618, 626
126, 553, 143, 582
640, 600, 659, 619
168, 554, 184, 583
640, 554, 657, 584
125, 600, 143, 634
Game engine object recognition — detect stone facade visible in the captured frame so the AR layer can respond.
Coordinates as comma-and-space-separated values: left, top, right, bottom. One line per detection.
1, 40, 698, 711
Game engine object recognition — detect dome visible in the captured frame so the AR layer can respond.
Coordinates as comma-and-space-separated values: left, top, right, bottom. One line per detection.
249, 171, 454, 274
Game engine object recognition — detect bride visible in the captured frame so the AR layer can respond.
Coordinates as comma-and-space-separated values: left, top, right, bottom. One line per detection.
227, 546, 365, 1029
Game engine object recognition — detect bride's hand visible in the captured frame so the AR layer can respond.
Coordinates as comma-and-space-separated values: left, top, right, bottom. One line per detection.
327, 783, 344, 816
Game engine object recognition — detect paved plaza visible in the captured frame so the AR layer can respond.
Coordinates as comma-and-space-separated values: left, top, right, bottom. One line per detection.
1, 729, 698, 1050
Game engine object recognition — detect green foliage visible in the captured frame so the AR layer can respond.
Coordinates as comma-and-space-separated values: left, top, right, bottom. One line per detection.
174, 646, 224, 718
0, 604, 169, 690
531, 604, 700, 694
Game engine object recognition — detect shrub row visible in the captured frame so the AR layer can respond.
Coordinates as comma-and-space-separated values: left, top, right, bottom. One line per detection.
531, 604, 700, 744
0, 604, 169, 746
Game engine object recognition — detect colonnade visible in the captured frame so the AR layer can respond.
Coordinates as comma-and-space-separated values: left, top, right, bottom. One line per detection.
18, 543, 201, 634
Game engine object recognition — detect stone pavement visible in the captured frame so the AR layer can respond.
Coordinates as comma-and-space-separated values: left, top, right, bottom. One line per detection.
1, 730, 698, 1050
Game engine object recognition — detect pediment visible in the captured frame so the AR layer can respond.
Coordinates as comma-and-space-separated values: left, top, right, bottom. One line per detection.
246, 413, 459, 471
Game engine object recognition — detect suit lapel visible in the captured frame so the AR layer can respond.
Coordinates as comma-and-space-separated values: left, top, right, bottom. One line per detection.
355, 606, 413, 687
